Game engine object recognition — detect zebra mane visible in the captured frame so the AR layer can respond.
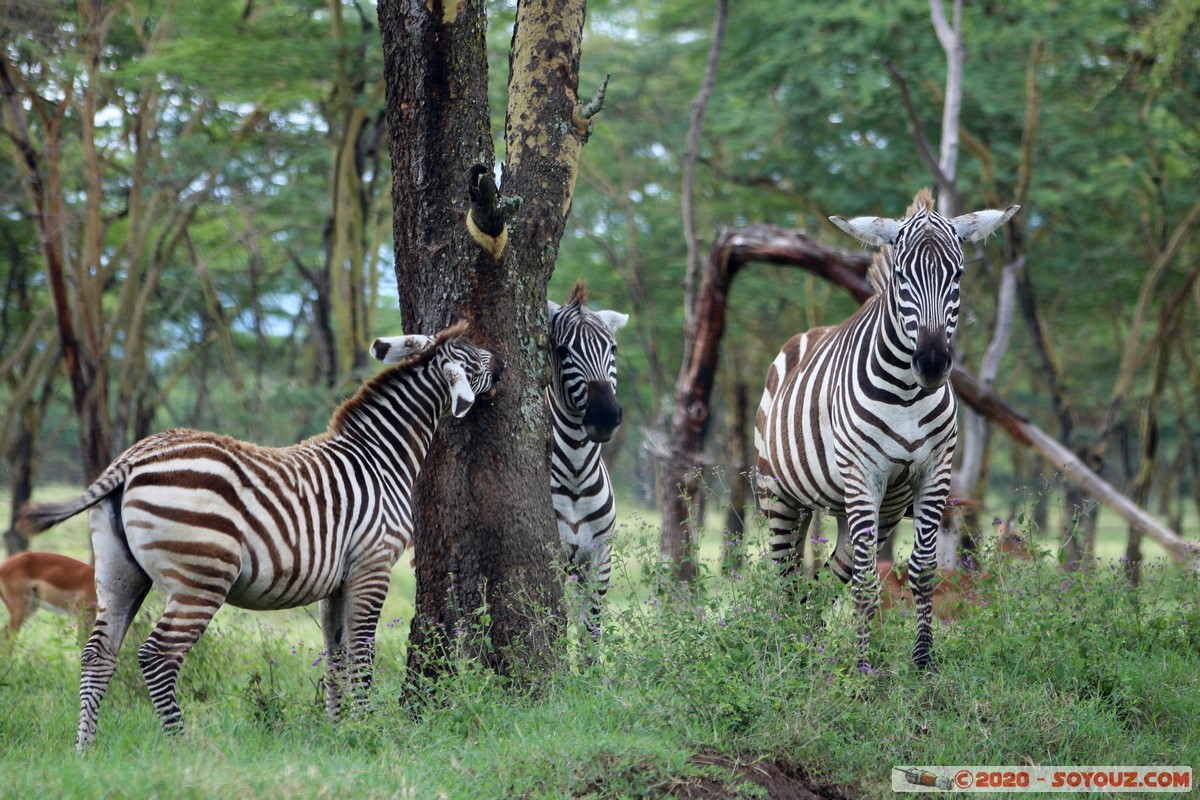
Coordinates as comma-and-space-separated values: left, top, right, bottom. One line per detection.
866, 189, 935, 294
868, 249, 891, 293
567, 279, 588, 307
326, 320, 470, 436
906, 187, 935, 218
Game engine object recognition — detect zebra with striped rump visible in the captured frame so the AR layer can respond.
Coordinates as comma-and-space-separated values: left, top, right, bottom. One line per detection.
755, 189, 1018, 671
16, 322, 501, 751
547, 281, 628, 637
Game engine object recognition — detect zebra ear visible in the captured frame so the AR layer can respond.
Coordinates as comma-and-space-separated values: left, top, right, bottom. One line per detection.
371, 335, 435, 364
595, 310, 629, 333
828, 215, 903, 246
442, 361, 477, 418
952, 205, 1021, 242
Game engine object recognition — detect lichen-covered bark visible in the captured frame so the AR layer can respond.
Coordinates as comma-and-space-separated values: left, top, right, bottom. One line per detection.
504, 0, 590, 229
380, 0, 589, 683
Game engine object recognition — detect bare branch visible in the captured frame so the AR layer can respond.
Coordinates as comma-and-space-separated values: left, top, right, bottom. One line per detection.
883, 58, 959, 213
681, 0, 729, 356
579, 73, 610, 121
1099, 198, 1200, 440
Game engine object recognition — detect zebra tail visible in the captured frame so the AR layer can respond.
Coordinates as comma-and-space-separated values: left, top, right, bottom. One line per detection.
15, 458, 130, 538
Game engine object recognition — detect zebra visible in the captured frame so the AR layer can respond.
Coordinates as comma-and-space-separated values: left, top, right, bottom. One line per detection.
547, 281, 628, 639
16, 322, 501, 751
754, 189, 1018, 671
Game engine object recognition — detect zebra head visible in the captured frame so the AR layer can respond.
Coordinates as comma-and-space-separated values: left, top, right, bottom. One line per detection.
548, 281, 629, 443
829, 189, 1019, 390
371, 322, 502, 418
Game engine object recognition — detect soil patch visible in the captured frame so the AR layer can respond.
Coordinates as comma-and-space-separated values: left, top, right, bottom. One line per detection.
662, 752, 856, 800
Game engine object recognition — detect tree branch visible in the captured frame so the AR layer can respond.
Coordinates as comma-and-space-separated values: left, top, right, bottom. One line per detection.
681, 0, 728, 352
1098, 198, 1200, 442
883, 58, 959, 213
466, 163, 520, 259
578, 73, 609, 122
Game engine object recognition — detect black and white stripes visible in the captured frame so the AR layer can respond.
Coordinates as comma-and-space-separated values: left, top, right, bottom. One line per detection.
755, 189, 1018, 671
547, 281, 628, 637
17, 322, 500, 751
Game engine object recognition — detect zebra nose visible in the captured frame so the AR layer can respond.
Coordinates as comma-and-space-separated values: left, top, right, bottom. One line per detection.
582, 381, 622, 443
913, 327, 952, 389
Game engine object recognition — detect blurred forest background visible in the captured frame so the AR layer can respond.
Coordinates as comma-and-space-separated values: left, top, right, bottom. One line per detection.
2, 0, 1198, 559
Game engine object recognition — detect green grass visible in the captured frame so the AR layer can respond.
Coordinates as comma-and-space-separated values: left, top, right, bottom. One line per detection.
1, 485, 1198, 798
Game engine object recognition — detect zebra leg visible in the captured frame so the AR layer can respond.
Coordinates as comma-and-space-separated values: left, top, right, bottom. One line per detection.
581, 534, 614, 657
561, 552, 592, 663
844, 490, 884, 671
137, 590, 224, 736
759, 488, 811, 591
340, 562, 393, 713
77, 502, 152, 753
909, 481, 949, 672
319, 591, 349, 718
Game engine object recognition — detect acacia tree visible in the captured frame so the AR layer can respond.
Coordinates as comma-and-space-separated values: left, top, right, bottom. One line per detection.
1, 3, 234, 482
379, 0, 605, 680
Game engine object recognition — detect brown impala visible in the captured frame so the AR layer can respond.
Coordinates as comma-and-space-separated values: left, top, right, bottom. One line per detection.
0, 551, 97, 636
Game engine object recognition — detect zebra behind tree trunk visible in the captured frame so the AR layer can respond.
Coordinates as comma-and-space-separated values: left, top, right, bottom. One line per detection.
547, 281, 628, 642
755, 189, 1018, 672
16, 322, 501, 752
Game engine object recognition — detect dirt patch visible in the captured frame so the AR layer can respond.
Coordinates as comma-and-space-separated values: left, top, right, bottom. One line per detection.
662, 753, 855, 800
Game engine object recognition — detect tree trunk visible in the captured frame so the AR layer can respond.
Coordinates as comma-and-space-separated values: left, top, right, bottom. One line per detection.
2, 4, 200, 483
681, 0, 729, 335
381, 0, 595, 684
1, 51, 112, 483
664, 0, 728, 581
1124, 310, 1174, 585
4, 421, 36, 556
721, 379, 749, 573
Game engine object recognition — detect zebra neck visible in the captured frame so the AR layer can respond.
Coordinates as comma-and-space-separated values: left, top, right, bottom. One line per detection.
869, 295, 926, 396
329, 367, 446, 463
547, 392, 595, 449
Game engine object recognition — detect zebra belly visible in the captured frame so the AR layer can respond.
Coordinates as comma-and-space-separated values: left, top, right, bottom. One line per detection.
226, 552, 344, 610
765, 462, 917, 523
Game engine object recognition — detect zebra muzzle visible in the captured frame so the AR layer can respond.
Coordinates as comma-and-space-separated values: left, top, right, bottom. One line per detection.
582, 381, 622, 443
482, 354, 504, 399
913, 328, 952, 390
